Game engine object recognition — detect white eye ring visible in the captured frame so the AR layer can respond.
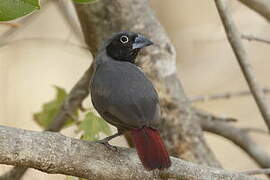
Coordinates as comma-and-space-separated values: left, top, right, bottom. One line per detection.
120, 35, 129, 43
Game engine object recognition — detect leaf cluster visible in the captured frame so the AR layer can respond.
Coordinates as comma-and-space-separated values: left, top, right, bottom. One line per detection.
0, 0, 96, 21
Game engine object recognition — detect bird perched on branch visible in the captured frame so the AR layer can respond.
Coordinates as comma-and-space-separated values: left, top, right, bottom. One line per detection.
90, 31, 171, 170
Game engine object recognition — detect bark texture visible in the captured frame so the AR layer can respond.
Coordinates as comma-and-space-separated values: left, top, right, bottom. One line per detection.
0, 125, 262, 180
74, 0, 221, 167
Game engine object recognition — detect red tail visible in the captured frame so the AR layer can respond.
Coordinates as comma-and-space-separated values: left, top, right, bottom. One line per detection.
130, 127, 171, 170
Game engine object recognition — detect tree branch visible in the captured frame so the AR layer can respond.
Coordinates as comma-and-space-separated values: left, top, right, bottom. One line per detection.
242, 34, 270, 45
200, 116, 270, 168
0, 167, 27, 180
243, 168, 270, 175
0, 22, 20, 27
190, 88, 270, 102
47, 65, 92, 131
237, 0, 270, 22
54, 0, 84, 41
0, 125, 263, 180
215, 0, 270, 132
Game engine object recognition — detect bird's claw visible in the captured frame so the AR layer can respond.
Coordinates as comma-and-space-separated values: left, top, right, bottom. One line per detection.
96, 139, 119, 152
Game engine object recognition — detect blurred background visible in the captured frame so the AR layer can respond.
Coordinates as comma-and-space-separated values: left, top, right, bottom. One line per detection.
0, 0, 270, 179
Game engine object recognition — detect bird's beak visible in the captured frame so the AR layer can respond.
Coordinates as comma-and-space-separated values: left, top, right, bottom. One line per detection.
132, 34, 153, 50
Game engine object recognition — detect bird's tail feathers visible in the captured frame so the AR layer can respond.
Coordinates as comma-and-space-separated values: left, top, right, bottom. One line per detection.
130, 127, 171, 170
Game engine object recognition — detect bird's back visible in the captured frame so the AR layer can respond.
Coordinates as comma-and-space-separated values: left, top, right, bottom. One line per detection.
90, 58, 160, 130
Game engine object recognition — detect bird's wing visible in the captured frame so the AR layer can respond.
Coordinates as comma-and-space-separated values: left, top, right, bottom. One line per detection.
90, 61, 160, 130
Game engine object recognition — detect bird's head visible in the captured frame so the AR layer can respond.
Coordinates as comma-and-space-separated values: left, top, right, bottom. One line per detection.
105, 31, 153, 63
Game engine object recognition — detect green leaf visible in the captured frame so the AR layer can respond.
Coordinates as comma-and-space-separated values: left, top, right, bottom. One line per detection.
33, 86, 77, 130
66, 176, 77, 180
73, 0, 97, 4
79, 112, 111, 141
0, 0, 40, 21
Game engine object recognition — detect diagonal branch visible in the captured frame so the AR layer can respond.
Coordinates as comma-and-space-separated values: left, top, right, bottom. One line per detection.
215, 0, 270, 132
54, 0, 84, 41
190, 88, 270, 102
0, 125, 263, 180
242, 34, 270, 45
47, 65, 92, 131
200, 116, 270, 168
236, 0, 270, 22
0, 22, 20, 27
0, 167, 27, 180
243, 168, 270, 175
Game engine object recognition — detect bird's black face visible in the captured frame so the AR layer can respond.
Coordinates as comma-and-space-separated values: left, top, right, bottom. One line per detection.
106, 32, 153, 63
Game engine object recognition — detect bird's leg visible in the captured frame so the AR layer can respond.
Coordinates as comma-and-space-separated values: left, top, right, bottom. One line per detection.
96, 132, 122, 151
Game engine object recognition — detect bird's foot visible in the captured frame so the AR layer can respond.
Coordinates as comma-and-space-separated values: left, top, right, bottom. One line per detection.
96, 139, 119, 152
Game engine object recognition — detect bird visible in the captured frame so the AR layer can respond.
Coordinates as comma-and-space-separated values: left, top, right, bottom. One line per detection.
90, 31, 171, 170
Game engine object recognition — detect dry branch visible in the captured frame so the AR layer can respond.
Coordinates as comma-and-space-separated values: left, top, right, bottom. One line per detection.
215, 0, 270, 132
243, 168, 270, 175
200, 116, 270, 168
0, 22, 20, 27
243, 127, 268, 135
47, 66, 92, 131
190, 88, 270, 102
0, 167, 27, 180
55, 0, 84, 41
242, 34, 270, 45
237, 0, 270, 22
0, 125, 263, 180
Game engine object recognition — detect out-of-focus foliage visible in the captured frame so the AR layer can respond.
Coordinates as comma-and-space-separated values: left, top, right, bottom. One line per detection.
33, 86, 77, 129
73, 0, 97, 4
0, 0, 40, 21
33, 85, 111, 140
66, 176, 88, 180
0, 0, 96, 21
34, 86, 111, 180
78, 112, 111, 141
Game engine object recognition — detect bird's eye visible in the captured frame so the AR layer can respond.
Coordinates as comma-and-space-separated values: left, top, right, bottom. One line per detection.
120, 35, 129, 44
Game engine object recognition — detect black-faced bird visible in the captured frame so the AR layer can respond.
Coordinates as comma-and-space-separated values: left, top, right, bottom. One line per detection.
90, 31, 171, 170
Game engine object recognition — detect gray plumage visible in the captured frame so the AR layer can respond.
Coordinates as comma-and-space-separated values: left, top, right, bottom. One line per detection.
90, 51, 160, 132
89, 32, 171, 170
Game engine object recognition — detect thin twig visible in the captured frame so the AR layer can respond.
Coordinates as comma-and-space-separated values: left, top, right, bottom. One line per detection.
215, 0, 270, 132
199, 115, 270, 168
243, 127, 269, 135
194, 108, 237, 122
0, 22, 20, 27
243, 168, 270, 175
242, 34, 270, 45
55, 0, 84, 41
190, 88, 270, 102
